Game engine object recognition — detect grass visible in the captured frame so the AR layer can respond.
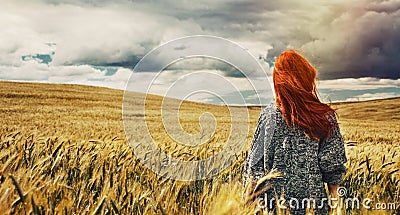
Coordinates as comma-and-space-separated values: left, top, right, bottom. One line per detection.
0, 80, 399, 214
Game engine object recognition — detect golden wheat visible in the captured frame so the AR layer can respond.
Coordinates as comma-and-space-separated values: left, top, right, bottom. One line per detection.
0, 81, 399, 214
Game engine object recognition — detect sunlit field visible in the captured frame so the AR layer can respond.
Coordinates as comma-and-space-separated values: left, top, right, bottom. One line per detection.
0, 81, 399, 214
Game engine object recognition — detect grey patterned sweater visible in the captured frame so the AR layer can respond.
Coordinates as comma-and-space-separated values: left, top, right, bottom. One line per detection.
243, 103, 347, 214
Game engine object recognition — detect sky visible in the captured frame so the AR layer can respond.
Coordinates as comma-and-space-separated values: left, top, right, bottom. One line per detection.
0, 0, 399, 104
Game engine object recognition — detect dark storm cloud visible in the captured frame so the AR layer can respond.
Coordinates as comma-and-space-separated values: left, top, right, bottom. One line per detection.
367, 0, 400, 13
304, 2, 400, 79
2, 0, 399, 79
99, 55, 141, 68
126, 0, 400, 79
165, 58, 245, 78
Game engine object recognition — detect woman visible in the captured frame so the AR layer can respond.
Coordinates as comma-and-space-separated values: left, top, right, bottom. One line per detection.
243, 50, 347, 214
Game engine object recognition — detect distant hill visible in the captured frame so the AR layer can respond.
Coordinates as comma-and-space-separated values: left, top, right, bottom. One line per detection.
333, 97, 400, 121
1, 80, 398, 122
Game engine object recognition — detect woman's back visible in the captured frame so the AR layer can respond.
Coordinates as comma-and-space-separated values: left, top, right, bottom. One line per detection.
243, 50, 347, 214
244, 103, 347, 214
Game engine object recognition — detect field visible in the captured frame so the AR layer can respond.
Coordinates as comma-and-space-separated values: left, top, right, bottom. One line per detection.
0, 80, 399, 214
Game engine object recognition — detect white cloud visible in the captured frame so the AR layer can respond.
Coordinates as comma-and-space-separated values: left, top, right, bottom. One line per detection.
345, 92, 400, 102
318, 77, 400, 90
0, 56, 131, 89
67, 68, 131, 89
0, 0, 204, 67
124, 69, 273, 105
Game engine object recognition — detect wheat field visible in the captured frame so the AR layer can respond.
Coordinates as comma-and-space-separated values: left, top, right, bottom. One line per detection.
0, 80, 399, 214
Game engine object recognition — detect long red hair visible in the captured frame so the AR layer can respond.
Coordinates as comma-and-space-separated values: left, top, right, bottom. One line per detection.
273, 50, 335, 141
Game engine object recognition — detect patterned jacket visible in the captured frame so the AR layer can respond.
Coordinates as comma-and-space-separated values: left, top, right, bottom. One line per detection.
244, 103, 347, 214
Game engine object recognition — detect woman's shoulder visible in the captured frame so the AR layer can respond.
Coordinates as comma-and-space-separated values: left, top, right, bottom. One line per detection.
260, 102, 284, 122
257, 102, 281, 127
261, 102, 278, 115
325, 110, 339, 125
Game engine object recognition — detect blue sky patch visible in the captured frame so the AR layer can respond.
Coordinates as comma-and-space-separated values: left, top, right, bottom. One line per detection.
93, 66, 119, 76
21, 53, 54, 64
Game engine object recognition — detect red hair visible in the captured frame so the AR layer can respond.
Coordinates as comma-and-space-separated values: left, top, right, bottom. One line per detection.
273, 50, 335, 141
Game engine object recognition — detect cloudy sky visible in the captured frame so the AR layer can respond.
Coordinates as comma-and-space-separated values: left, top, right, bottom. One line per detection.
0, 0, 399, 104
